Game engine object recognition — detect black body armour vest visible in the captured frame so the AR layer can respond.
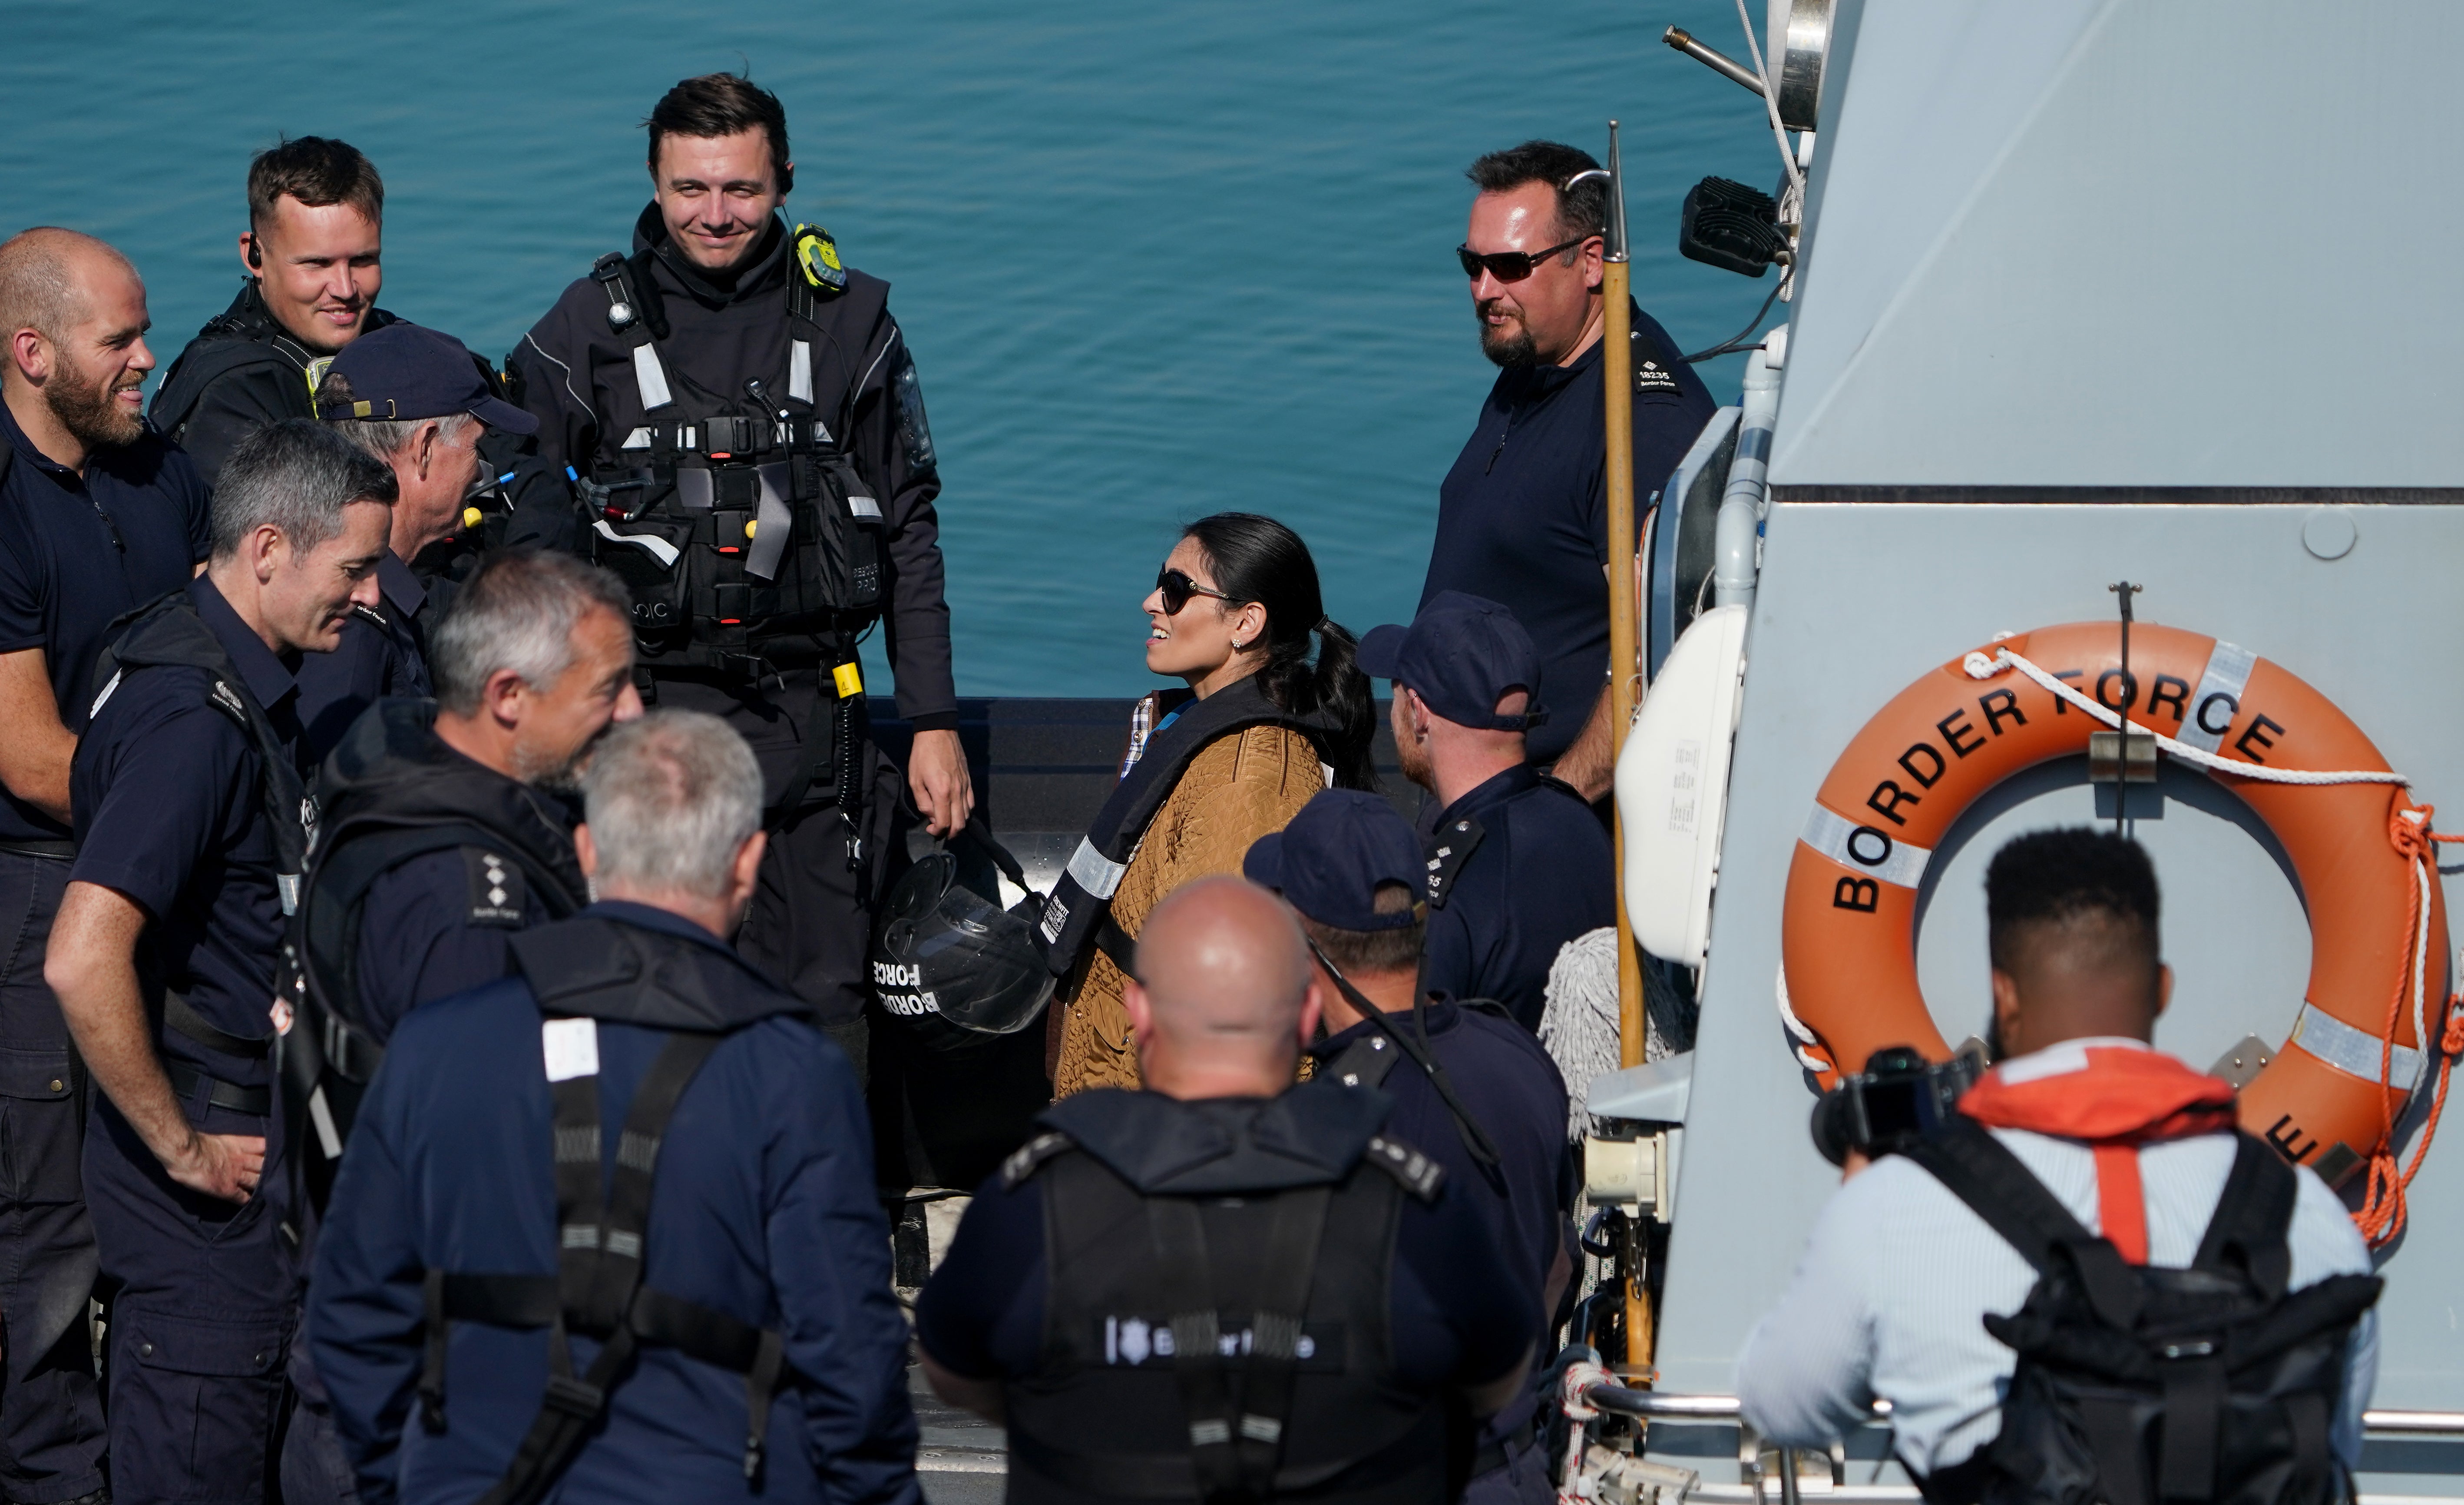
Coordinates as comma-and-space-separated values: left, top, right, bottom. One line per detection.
88, 593, 316, 1067
1000, 1082, 1452, 1505
420, 915, 814, 1505
580, 243, 887, 680
278, 699, 589, 1212
152, 281, 400, 446
1039, 678, 1337, 975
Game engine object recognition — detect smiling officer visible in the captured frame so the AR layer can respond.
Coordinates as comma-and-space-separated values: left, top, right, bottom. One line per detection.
43, 419, 394, 1504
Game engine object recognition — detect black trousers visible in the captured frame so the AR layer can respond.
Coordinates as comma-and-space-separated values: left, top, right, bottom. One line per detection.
0, 850, 104, 1504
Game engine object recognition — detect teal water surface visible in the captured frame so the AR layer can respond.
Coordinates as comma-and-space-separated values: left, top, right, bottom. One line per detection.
0, 1, 1788, 695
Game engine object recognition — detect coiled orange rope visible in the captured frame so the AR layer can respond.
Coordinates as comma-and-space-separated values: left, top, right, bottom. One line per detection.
2355, 803, 2464, 1247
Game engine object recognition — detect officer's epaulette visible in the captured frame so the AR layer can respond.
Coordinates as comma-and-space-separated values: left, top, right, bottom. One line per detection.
1631, 328, 1683, 396
463, 847, 526, 928
1000, 1129, 1075, 1190
1364, 1135, 1445, 1202
352, 604, 390, 629
1422, 815, 1486, 909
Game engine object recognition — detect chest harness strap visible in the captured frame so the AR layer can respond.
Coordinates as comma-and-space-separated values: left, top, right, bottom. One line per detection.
1146, 1185, 1333, 1504
419, 1029, 794, 1504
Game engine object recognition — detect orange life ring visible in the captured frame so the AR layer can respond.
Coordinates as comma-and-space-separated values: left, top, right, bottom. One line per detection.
1779, 620, 2448, 1183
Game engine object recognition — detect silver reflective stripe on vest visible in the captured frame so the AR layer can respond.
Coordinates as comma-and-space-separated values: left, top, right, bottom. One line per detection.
621, 427, 653, 450
592, 520, 680, 567
1066, 837, 1128, 901
89, 668, 122, 722
748, 464, 794, 581
2176, 639, 2257, 753
789, 340, 814, 405
1801, 803, 1932, 889
848, 494, 883, 520
631, 343, 674, 411
2290, 1001, 2422, 1089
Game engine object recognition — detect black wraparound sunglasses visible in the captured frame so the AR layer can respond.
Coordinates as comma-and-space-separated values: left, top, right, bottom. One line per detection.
1156, 566, 1237, 615
1455, 235, 1594, 283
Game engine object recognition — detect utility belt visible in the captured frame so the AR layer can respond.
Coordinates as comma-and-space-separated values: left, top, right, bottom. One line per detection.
157, 989, 272, 1118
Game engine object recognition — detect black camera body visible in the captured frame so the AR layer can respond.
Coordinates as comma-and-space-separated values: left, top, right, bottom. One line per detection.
1810, 1044, 1986, 1166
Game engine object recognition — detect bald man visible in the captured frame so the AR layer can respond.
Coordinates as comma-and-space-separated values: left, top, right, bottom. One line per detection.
916, 875, 1537, 1504
0, 226, 209, 1503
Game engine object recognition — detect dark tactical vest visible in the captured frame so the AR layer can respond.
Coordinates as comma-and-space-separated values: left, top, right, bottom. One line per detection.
87, 591, 316, 1090
578, 232, 887, 681
279, 699, 588, 1212
1002, 1082, 1453, 1504
1039, 677, 1339, 975
418, 914, 814, 1505
152, 280, 400, 446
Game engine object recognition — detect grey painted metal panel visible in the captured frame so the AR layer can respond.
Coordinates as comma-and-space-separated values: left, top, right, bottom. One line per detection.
1769, 0, 2464, 487
1656, 503, 2464, 1418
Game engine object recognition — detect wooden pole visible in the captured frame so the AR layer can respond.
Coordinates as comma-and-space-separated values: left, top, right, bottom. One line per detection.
1598, 120, 1656, 1379
1601, 122, 1645, 1077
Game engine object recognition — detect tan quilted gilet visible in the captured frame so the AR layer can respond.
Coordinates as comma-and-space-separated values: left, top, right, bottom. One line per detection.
1049, 722, 1328, 1096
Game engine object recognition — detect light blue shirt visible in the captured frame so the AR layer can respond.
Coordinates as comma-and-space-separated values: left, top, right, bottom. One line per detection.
1738, 1039, 2378, 1476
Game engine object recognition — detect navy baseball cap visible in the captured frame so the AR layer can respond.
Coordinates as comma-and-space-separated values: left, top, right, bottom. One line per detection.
314, 325, 538, 435
1243, 790, 1424, 932
1356, 590, 1548, 732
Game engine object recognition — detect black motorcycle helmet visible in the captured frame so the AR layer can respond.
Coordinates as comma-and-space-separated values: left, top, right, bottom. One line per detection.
874, 819, 1055, 1049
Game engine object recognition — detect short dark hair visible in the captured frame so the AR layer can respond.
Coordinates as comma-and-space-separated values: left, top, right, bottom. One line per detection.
1299, 882, 1425, 977
1466, 140, 1605, 255
645, 73, 794, 196
248, 137, 383, 232
1985, 829, 2161, 976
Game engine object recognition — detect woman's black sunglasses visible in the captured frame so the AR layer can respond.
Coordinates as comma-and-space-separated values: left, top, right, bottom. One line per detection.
1155, 566, 1235, 615
1455, 235, 1593, 283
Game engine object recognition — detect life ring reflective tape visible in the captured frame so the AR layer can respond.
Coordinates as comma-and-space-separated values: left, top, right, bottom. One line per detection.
1778, 620, 2449, 1184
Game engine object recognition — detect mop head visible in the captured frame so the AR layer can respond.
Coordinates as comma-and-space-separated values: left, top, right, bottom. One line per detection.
1539, 928, 1696, 1140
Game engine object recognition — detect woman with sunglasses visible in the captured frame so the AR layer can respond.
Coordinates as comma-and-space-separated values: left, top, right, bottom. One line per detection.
1044, 513, 1377, 1096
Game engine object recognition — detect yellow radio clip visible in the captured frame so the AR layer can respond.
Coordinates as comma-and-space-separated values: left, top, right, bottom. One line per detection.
833, 662, 865, 699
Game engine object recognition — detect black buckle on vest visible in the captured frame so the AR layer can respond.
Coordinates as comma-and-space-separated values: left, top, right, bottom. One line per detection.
542, 1372, 606, 1419
698, 415, 775, 456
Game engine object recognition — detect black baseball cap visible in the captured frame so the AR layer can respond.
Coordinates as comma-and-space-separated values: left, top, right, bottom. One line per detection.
1356, 590, 1548, 732
1243, 790, 1424, 933
314, 325, 538, 435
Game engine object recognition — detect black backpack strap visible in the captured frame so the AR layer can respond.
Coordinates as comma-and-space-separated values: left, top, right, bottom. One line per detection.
1899, 1117, 2143, 1329
2191, 1131, 2296, 1300
470, 1028, 723, 1505
1147, 1185, 1333, 1504
1303, 938, 1503, 1170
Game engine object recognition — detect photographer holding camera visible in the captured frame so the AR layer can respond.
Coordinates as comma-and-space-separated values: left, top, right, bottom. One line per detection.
1739, 829, 2380, 1505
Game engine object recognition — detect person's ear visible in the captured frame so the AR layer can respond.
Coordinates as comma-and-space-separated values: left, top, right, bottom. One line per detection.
575, 823, 599, 881
238, 231, 261, 275
483, 667, 528, 728
1123, 976, 1154, 1046
728, 830, 767, 918
1230, 601, 1267, 652
252, 524, 286, 584
2155, 962, 2173, 1021
1581, 235, 1604, 290
1297, 978, 1325, 1048
1991, 968, 2024, 1061
414, 422, 438, 481
7, 328, 50, 384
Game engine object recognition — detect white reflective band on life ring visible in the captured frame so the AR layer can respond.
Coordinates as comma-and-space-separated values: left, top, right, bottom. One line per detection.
1801, 804, 1932, 889
1066, 836, 1129, 901
2290, 1001, 2423, 1089
2174, 639, 2257, 754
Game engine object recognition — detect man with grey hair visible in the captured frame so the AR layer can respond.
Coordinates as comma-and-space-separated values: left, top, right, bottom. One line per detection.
45, 416, 391, 1502
311, 710, 922, 1505
297, 321, 544, 756
918, 875, 1538, 1503
0, 225, 208, 1504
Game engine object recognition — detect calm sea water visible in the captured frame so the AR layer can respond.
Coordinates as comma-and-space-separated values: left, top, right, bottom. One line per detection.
1, 1, 1786, 696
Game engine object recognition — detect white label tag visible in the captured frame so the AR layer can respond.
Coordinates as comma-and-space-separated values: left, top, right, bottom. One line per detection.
631, 343, 674, 411
542, 1017, 600, 1082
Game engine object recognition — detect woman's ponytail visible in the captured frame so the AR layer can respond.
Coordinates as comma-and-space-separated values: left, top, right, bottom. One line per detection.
1180, 514, 1379, 790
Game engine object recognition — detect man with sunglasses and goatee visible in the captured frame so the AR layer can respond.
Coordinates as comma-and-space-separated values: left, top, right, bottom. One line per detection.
1424, 141, 1714, 809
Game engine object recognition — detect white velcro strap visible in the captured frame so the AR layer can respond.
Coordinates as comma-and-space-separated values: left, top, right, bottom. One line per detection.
631, 343, 674, 411
789, 340, 814, 405
2175, 639, 2257, 754
1800, 803, 1932, 889
1066, 836, 1128, 900
847, 494, 883, 520
542, 1017, 600, 1083
592, 520, 678, 567
620, 427, 653, 450
2290, 1002, 2422, 1089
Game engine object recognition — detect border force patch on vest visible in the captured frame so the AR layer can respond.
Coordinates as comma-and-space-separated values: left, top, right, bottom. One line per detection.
1001, 1130, 1075, 1190
1364, 1135, 1445, 1200
463, 847, 526, 927
1422, 817, 1485, 909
